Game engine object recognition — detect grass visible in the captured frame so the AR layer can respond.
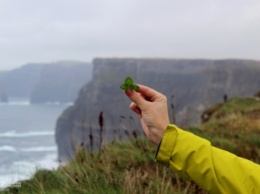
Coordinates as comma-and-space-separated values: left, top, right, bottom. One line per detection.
1, 139, 202, 194
196, 96, 260, 162
203, 97, 260, 122
1, 96, 259, 193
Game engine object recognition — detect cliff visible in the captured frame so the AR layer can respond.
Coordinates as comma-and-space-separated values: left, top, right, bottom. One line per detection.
0, 61, 92, 103
55, 58, 260, 162
1, 64, 44, 98
30, 61, 92, 103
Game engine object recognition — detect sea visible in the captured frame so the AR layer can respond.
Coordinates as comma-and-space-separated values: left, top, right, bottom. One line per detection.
0, 98, 71, 188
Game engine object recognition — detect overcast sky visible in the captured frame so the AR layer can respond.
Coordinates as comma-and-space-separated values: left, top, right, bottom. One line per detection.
0, 0, 260, 70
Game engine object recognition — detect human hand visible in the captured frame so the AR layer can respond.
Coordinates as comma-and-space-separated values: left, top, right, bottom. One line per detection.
125, 84, 170, 145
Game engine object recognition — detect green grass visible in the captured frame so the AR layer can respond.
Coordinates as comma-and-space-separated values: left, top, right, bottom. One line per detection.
1, 139, 201, 194
198, 97, 260, 162
208, 97, 260, 120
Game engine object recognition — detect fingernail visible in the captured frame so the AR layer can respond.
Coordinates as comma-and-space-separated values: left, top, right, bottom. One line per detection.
125, 89, 133, 95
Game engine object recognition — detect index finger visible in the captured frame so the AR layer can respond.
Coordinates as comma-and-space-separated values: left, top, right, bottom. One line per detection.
136, 84, 162, 102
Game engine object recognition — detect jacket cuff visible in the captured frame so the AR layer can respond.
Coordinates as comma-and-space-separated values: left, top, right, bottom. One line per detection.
155, 124, 178, 166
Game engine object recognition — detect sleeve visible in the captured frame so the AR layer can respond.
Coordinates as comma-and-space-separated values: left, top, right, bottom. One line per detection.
155, 124, 260, 194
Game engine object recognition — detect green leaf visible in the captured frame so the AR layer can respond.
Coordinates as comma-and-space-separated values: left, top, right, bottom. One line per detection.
133, 84, 139, 90
120, 76, 138, 91
125, 77, 133, 86
120, 84, 128, 90
130, 84, 139, 91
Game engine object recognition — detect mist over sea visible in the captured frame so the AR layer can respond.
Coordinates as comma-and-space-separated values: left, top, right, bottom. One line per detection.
0, 99, 71, 188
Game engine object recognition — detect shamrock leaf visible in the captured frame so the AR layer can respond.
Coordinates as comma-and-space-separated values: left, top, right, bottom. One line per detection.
125, 77, 133, 86
120, 76, 139, 91
130, 84, 139, 91
120, 84, 128, 90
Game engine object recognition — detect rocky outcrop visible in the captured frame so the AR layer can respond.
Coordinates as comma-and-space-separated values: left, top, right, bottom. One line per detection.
55, 58, 260, 162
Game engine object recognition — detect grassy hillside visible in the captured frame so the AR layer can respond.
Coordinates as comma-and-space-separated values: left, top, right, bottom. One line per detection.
198, 96, 260, 161
1, 96, 260, 194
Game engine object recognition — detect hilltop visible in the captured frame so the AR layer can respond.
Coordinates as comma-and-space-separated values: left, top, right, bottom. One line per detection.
2, 95, 259, 193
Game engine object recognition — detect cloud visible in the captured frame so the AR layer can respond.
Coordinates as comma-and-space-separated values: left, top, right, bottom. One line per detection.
0, 0, 260, 70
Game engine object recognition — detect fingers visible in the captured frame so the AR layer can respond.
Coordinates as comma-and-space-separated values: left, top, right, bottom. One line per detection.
126, 84, 163, 104
125, 84, 162, 106
135, 84, 162, 102
130, 102, 141, 115
125, 90, 147, 108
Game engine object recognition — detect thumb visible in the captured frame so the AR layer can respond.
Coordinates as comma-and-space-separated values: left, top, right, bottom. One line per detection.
125, 90, 147, 109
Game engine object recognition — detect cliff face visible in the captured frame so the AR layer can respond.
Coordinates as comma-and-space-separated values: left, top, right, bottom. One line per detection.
0, 61, 92, 103
1, 64, 44, 98
55, 58, 260, 161
30, 61, 92, 103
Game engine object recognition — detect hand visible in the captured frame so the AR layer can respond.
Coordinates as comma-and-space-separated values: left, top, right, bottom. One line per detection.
125, 84, 170, 145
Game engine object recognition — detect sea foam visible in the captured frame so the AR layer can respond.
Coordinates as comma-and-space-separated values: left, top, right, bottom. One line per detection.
0, 131, 54, 138
21, 146, 57, 152
0, 146, 16, 152
0, 154, 59, 189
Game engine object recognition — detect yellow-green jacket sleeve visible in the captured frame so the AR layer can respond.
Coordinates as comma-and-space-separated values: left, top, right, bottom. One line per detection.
156, 124, 260, 194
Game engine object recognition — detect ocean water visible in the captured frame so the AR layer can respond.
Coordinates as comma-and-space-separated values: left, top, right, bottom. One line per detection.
0, 99, 71, 188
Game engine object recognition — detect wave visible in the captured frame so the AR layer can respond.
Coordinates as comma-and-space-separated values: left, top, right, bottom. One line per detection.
0, 101, 73, 106
0, 154, 58, 188
43, 101, 73, 106
0, 174, 27, 189
21, 146, 57, 152
0, 100, 30, 106
0, 145, 16, 152
0, 145, 57, 152
0, 131, 54, 138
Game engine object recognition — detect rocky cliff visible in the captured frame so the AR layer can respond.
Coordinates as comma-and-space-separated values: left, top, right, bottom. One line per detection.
30, 61, 92, 103
1, 64, 44, 98
0, 61, 92, 103
55, 58, 260, 162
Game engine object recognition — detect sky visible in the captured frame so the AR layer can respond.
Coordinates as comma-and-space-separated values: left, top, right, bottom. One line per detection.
0, 0, 260, 70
